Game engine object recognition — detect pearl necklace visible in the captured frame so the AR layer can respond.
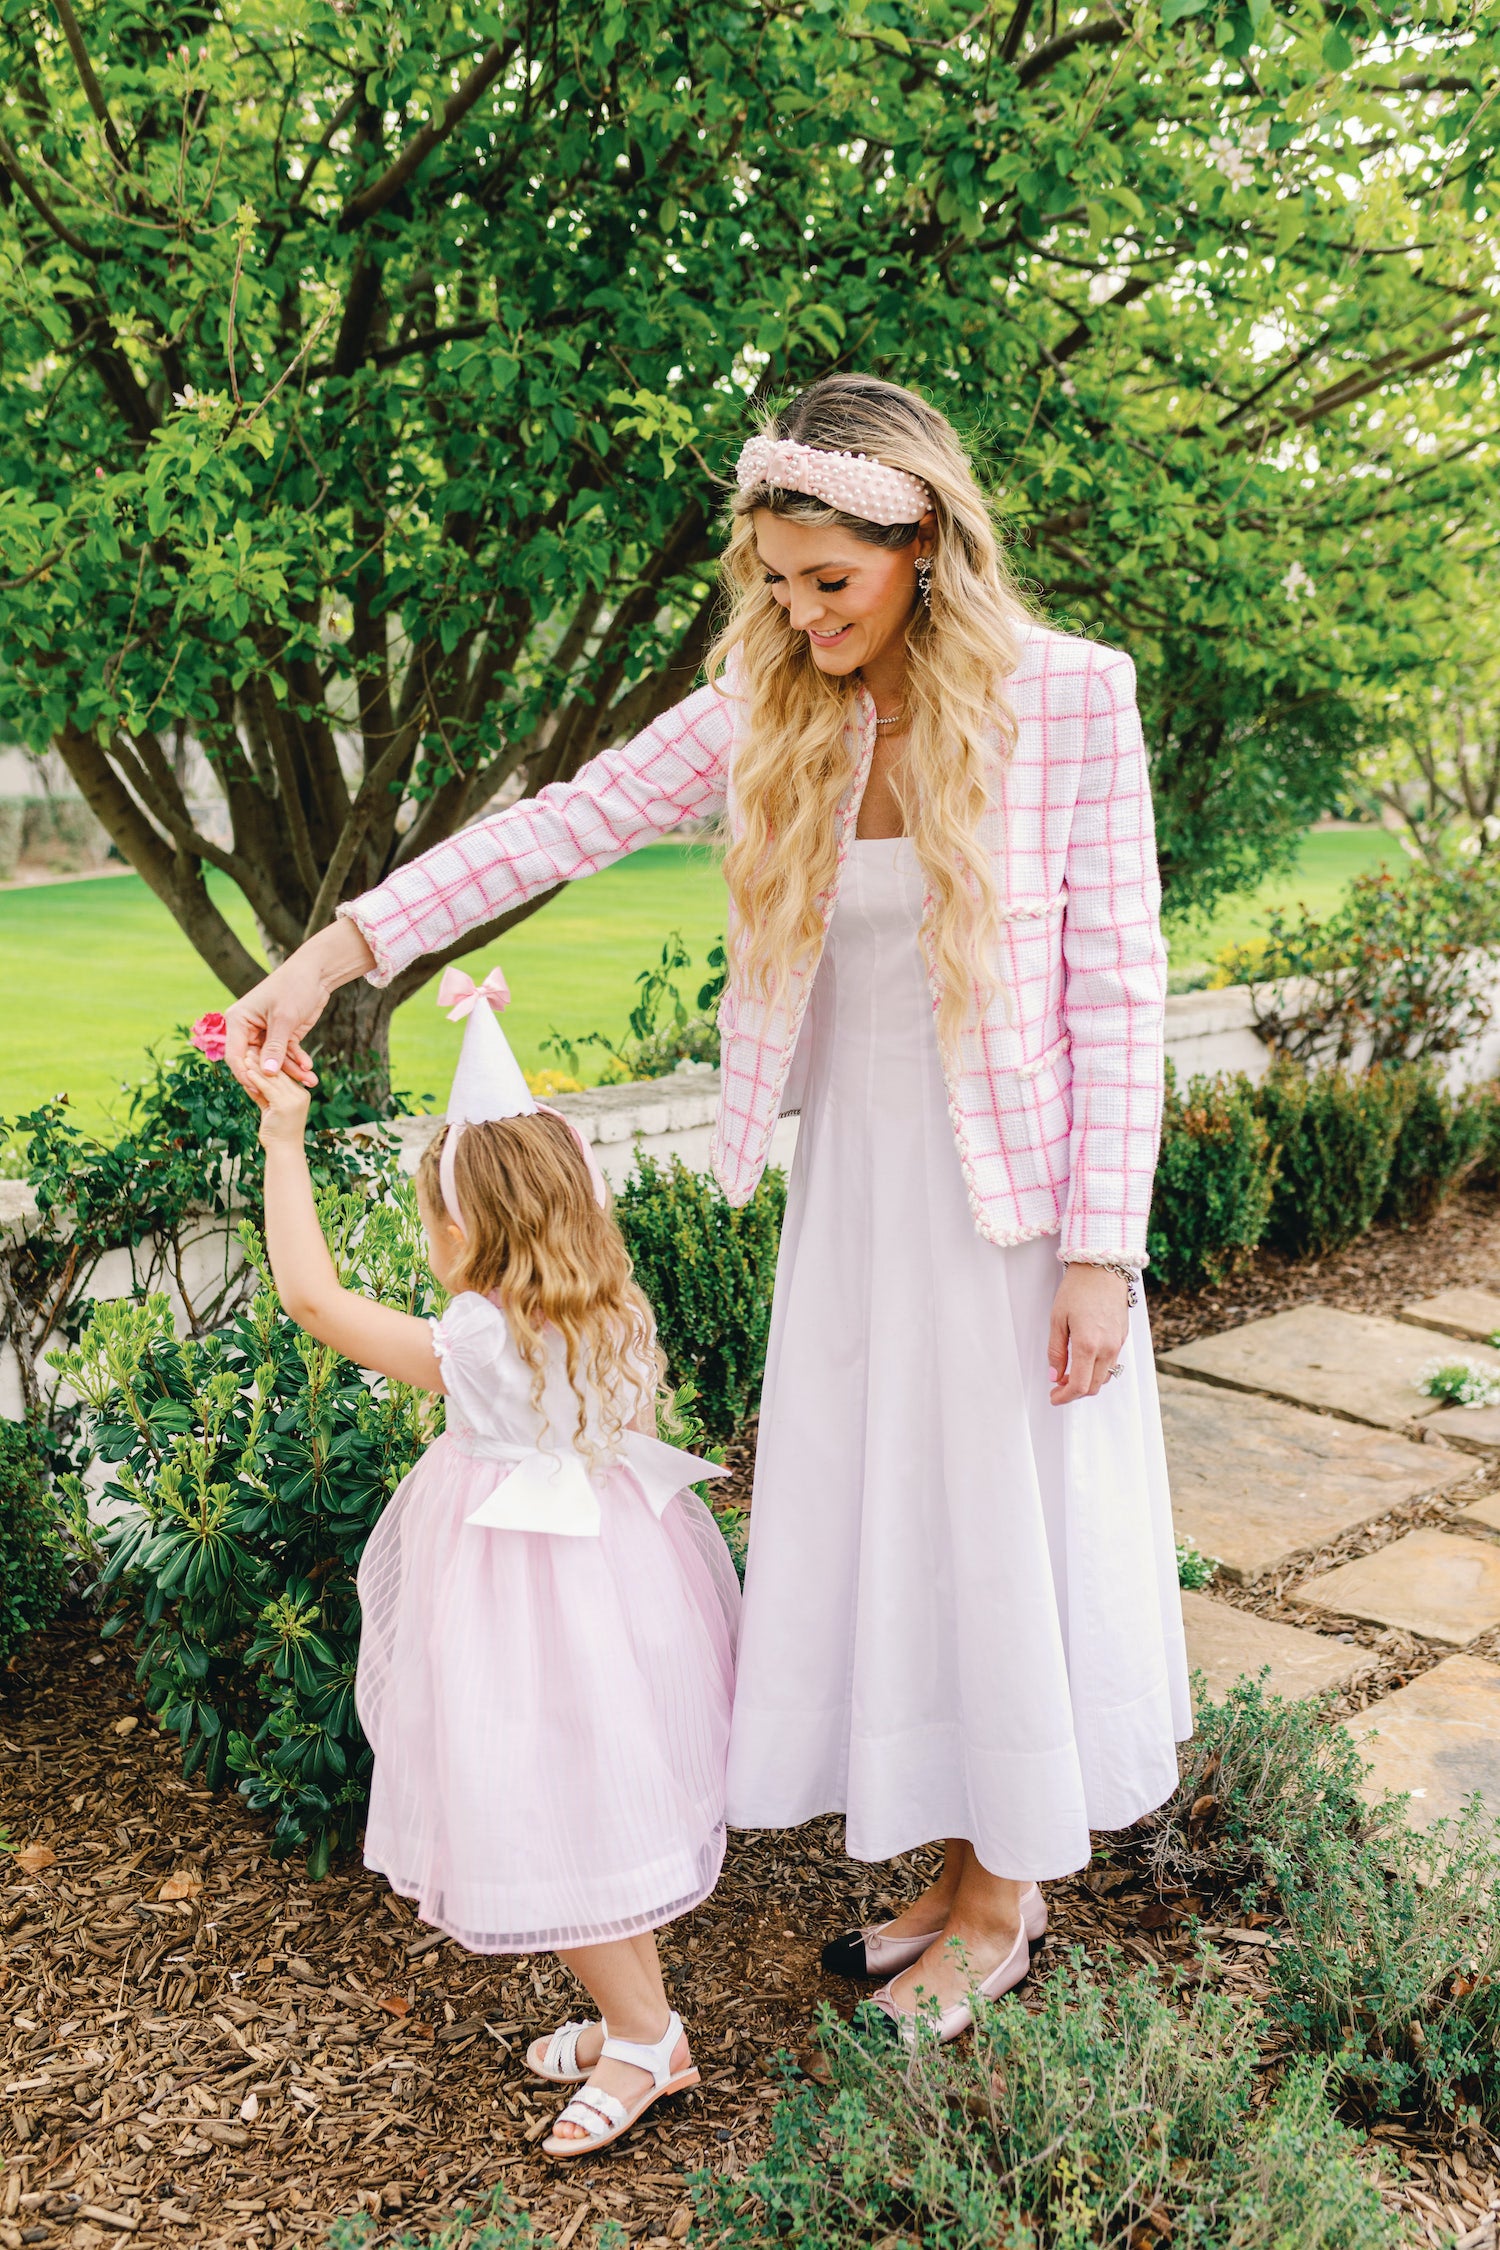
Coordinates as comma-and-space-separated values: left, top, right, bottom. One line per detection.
874, 710, 906, 730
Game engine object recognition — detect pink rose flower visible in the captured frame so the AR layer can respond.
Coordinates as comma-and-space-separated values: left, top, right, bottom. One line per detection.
190, 1011, 227, 1062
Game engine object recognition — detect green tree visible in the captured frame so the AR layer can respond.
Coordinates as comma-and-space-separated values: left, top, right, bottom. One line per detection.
0, 0, 1494, 1071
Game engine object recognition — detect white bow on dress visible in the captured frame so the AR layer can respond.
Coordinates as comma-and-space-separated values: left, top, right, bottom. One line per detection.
464, 1431, 726, 1538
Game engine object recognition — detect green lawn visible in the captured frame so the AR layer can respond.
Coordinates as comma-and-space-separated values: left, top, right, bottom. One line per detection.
1166, 825, 1402, 968
0, 842, 727, 1131
0, 824, 1404, 1132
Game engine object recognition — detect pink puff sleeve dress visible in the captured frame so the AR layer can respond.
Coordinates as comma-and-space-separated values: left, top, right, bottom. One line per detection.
355, 1290, 740, 1952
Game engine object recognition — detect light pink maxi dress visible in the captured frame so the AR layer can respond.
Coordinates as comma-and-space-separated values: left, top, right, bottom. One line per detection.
724, 841, 1190, 1881
356, 1291, 741, 1951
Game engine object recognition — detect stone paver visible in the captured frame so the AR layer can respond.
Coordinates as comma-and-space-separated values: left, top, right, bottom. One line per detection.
1461, 1492, 1500, 1537
1161, 1302, 1500, 1433
1180, 1590, 1374, 1702
1297, 1528, 1500, 1645
1160, 1376, 1466, 1583
1423, 1401, 1500, 1454
1398, 1286, 1500, 1345
1353, 1654, 1500, 1826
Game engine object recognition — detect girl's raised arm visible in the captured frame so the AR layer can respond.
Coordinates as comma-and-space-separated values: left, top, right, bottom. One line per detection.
245, 1063, 445, 1394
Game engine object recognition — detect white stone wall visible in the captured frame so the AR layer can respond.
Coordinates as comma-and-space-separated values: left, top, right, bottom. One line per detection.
9, 963, 1500, 1422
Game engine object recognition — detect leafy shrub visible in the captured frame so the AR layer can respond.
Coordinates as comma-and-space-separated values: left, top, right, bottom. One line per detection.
1380, 1063, 1490, 1226
1265, 1801, 1500, 2125
543, 932, 726, 1084
1254, 1061, 1412, 1259
1232, 861, 1500, 1066
1147, 1065, 1277, 1291
4, 1035, 410, 1418
53, 1178, 441, 1872
1176, 1535, 1218, 1590
698, 1967, 1400, 2250
0, 1418, 66, 1668
1145, 1673, 1379, 1896
1416, 1358, 1500, 1409
616, 1156, 785, 1441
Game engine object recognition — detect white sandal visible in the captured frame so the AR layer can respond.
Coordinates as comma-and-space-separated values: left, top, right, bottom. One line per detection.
526, 2018, 598, 2084
543, 2010, 700, 2158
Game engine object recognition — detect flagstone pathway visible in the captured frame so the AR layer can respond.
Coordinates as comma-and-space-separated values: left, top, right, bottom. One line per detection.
1161, 1289, 1500, 1828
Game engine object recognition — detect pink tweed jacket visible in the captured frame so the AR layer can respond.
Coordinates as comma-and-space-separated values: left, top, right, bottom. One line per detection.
344, 623, 1167, 1264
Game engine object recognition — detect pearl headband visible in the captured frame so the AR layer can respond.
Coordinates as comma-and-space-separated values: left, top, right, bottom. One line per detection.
735, 434, 932, 528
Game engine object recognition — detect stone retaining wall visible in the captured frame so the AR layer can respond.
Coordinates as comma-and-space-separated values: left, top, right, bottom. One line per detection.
8, 968, 1500, 1421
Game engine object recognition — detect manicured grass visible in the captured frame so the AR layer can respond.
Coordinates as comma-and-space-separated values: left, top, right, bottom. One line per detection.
0, 824, 1404, 1131
0, 843, 727, 1131
1166, 825, 1402, 968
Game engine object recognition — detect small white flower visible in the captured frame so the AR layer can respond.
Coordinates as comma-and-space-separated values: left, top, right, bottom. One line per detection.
1281, 560, 1314, 600
1208, 135, 1255, 190
1417, 1359, 1500, 1410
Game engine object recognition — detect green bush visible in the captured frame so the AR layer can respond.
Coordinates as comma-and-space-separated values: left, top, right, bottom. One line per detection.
1254, 1061, 1413, 1259
616, 1156, 785, 1441
1265, 1800, 1500, 2125
699, 1967, 1400, 2250
1147, 1065, 1277, 1291
0, 1418, 66, 1667
1381, 1065, 1490, 1227
1145, 1673, 1379, 1896
543, 932, 726, 1083
1230, 860, 1500, 1066
52, 1178, 441, 1872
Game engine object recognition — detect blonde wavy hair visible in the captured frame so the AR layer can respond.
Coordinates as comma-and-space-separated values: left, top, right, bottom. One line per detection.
708, 375, 1031, 1049
416, 1113, 661, 1463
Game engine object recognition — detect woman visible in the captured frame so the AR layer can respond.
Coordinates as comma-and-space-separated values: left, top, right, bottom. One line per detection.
228, 375, 1189, 2042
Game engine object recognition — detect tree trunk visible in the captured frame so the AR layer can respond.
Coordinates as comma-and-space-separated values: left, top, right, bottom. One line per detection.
309, 978, 398, 1101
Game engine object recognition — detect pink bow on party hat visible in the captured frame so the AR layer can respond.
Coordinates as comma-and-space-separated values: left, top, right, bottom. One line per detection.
438, 965, 511, 1021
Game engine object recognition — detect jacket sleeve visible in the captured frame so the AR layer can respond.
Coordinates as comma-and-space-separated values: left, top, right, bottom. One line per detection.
1057, 647, 1167, 1267
340, 678, 736, 986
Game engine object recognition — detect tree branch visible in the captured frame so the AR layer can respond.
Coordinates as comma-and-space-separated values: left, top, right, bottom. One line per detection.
53, 725, 267, 994
0, 128, 100, 257
1015, 16, 1128, 87
50, 0, 132, 173
338, 41, 515, 232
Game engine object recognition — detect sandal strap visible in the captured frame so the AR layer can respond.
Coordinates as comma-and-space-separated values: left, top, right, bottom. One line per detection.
556, 2088, 628, 2139
546, 2019, 590, 2075
599, 2009, 684, 2088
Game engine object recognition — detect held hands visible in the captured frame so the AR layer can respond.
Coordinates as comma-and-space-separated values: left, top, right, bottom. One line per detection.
225, 920, 377, 1094
1047, 1264, 1130, 1405
240, 1053, 312, 1150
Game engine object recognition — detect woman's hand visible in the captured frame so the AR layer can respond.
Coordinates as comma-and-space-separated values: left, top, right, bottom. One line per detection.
1047, 1264, 1130, 1404
225, 920, 376, 1092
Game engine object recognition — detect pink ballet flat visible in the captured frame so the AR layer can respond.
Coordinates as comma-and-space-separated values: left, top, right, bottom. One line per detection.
872, 1916, 1032, 2048
543, 2011, 700, 2159
823, 1881, 1046, 1982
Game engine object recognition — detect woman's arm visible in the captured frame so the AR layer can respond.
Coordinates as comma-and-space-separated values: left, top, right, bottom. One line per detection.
1056, 644, 1167, 1272
246, 1063, 445, 1393
1046, 644, 1165, 1404
226, 677, 736, 1088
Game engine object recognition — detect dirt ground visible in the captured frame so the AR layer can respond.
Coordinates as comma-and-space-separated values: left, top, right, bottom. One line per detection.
9, 1197, 1500, 2250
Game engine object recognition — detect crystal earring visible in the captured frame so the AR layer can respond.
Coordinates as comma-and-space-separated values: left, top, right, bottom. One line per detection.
915, 557, 933, 610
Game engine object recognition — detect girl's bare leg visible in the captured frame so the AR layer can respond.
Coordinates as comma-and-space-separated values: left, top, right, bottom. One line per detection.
551, 1931, 686, 2140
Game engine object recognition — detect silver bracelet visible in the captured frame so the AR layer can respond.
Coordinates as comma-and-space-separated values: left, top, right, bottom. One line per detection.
1071, 1258, 1140, 1307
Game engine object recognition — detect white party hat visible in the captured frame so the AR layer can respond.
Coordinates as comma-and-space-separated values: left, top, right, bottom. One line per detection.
441, 968, 538, 1122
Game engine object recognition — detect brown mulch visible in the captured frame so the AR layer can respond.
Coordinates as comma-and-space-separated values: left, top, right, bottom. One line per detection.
12, 1195, 1500, 2247
1147, 1186, 1500, 1356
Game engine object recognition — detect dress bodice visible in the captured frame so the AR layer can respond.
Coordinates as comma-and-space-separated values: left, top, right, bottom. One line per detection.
432, 1290, 638, 1460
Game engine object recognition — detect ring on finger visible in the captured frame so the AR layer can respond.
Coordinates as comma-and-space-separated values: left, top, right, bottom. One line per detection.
1107, 1362, 1124, 1380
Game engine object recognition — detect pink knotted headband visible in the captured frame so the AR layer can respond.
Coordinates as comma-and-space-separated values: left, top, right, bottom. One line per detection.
735, 434, 932, 527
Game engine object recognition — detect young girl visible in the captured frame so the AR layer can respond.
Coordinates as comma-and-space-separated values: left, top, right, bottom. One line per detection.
242, 967, 739, 2155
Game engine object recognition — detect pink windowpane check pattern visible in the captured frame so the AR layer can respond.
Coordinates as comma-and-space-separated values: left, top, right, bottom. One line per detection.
343, 626, 1167, 1264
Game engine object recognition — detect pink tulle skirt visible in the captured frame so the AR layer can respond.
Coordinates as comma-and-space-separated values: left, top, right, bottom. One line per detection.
355, 1433, 740, 1952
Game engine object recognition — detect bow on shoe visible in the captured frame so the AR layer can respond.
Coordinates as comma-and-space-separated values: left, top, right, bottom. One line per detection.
438, 965, 512, 1020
